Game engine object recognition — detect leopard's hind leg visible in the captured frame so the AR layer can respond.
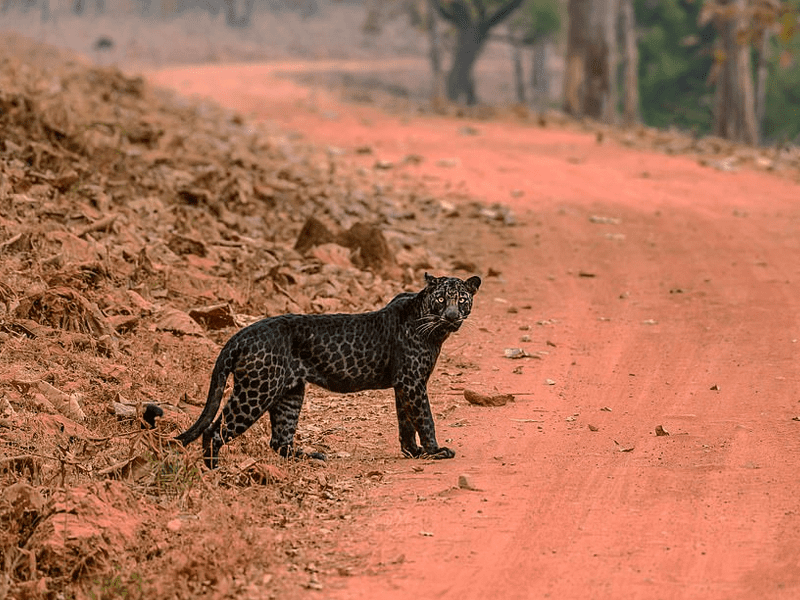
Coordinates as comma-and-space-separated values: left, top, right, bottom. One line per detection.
269, 383, 325, 460
202, 371, 275, 469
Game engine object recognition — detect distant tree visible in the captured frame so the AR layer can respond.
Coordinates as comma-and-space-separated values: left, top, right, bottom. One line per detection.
563, 0, 605, 120
74, 0, 107, 15
701, 0, 760, 143
635, 0, 715, 133
701, 0, 799, 144
763, 15, 800, 142
427, 0, 445, 97
634, 0, 799, 142
507, 0, 561, 106
564, 0, 639, 123
759, 2, 800, 142
434, 0, 526, 104
224, 0, 256, 27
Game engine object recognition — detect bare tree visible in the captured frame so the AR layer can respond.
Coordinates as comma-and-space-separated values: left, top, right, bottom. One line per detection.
508, 24, 526, 103
563, 0, 639, 123
531, 38, 549, 107
603, 0, 620, 123
224, 0, 256, 27
507, 0, 561, 110
427, 0, 445, 98
563, 0, 610, 119
434, 0, 526, 104
702, 0, 759, 144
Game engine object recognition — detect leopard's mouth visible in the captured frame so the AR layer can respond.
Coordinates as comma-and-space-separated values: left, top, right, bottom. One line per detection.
442, 317, 463, 331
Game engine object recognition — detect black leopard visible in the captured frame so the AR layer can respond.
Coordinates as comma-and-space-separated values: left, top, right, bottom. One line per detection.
176, 273, 481, 468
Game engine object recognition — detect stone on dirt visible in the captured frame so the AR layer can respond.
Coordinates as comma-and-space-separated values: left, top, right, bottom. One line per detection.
463, 389, 514, 407
458, 474, 480, 491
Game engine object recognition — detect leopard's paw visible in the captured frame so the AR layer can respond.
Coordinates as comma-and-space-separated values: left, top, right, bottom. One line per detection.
401, 445, 423, 458
423, 446, 455, 460
275, 444, 326, 461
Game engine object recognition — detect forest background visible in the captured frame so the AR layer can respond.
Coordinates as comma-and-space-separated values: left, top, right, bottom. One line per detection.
1, 0, 799, 145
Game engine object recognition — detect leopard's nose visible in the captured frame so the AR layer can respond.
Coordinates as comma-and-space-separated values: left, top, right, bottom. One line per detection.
444, 306, 460, 322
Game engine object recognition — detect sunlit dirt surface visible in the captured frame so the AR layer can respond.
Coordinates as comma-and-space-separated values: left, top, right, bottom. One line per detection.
2, 38, 799, 597
146, 62, 800, 599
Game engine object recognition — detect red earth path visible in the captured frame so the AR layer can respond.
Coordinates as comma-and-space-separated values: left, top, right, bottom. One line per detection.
148, 62, 800, 599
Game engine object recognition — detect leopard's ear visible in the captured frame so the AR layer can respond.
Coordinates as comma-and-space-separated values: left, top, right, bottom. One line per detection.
464, 276, 481, 295
424, 272, 437, 286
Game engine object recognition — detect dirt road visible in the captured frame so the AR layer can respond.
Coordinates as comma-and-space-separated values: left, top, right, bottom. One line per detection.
149, 63, 800, 599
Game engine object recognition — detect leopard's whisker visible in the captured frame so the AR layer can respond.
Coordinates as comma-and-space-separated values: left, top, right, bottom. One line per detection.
416, 318, 444, 338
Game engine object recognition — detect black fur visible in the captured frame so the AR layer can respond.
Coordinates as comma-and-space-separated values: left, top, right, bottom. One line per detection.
176, 274, 481, 468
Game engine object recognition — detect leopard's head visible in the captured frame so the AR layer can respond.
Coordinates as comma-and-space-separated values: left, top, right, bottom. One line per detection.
417, 273, 481, 337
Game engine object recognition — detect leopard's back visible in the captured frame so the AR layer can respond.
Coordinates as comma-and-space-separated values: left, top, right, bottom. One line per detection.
286, 309, 401, 392
226, 296, 413, 394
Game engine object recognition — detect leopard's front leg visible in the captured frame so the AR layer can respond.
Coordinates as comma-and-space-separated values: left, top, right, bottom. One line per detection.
394, 385, 454, 459
394, 388, 422, 457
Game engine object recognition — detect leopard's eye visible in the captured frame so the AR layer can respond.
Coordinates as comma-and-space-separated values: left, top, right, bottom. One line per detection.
436, 297, 444, 303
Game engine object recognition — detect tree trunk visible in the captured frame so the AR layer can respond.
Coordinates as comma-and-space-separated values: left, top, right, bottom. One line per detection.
619, 0, 639, 125
447, 25, 482, 104
225, 0, 255, 27
603, 0, 620, 124
564, 0, 586, 115
564, 0, 614, 120
224, 0, 238, 26
511, 31, 526, 104
363, 0, 381, 34
755, 27, 770, 141
531, 37, 549, 110
242, 0, 256, 25
712, 0, 758, 144
427, 0, 445, 99
435, 0, 525, 104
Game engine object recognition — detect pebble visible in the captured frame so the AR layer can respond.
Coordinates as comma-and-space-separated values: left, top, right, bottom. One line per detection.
166, 518, 182, 532
458, 474, 479, 491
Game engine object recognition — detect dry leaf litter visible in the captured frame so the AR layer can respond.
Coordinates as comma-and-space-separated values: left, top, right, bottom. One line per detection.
0, 36, 499, 600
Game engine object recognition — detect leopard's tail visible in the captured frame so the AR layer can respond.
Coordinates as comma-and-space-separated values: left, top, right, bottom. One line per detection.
174, 352, 231, 446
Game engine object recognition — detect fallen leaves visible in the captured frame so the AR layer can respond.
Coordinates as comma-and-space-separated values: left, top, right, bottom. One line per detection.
187, 303, 238, 330
589, 215, 622, 225
0, 35, 504, 600
14, 287, 114, 340
12, 379, 86, 423
294, 216, 400, 277
152, 307, 206, 337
